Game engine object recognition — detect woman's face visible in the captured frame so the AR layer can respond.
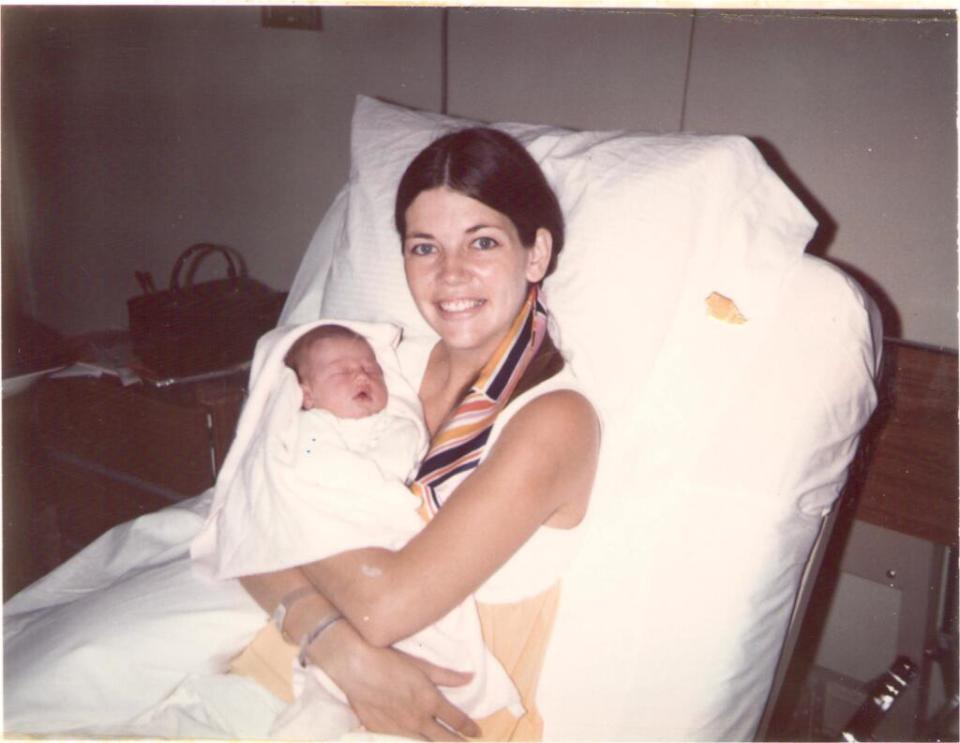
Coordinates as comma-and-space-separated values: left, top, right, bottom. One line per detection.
402, 187, 551, 362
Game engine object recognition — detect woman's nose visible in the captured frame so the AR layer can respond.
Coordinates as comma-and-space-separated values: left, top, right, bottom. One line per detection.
438, 251, 468, 283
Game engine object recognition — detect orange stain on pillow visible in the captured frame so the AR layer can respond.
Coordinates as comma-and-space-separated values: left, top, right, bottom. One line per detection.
706, 292, 747, 324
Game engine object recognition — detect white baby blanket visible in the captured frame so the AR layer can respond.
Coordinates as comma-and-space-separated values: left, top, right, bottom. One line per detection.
191, 319, 427, 578
191, 320, 523, 726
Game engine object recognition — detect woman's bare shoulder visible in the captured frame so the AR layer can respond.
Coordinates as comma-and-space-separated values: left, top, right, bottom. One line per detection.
484, 388, 600, 525
508, 388, 599, 438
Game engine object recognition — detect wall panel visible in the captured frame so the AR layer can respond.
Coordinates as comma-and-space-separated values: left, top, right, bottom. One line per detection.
447, 8, 693, 133
3, 6, 443, 335
683, 11, 957, 348
4, 8, 956, 350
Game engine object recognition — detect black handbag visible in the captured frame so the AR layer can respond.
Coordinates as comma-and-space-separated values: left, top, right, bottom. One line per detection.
127, 243, 286, 379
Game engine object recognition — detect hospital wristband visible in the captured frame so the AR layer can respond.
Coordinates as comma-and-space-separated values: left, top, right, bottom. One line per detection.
297, 611, 344, 668
272, 586, 319, 642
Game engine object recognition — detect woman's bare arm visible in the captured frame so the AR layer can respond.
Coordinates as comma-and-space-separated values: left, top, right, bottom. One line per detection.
239, 568, 481, 740
236, 390, 597, 738
302, 389, 600, 647
239, 567, 313, 619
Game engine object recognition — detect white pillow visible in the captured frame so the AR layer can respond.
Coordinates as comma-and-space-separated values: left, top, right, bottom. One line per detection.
319, 95, 818, 427
283, 95, 880, 740
539, 254, 881, 740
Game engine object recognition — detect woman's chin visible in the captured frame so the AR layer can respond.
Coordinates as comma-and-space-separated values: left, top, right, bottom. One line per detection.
438, 331, 502, 363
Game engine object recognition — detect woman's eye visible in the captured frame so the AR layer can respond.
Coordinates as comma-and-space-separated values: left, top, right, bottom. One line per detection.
473, 236, 498, 250
407, 242, 435, 256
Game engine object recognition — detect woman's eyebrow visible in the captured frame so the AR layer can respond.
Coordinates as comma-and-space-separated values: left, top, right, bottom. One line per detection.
465, 224, 495, 234
406, 231, 434, 240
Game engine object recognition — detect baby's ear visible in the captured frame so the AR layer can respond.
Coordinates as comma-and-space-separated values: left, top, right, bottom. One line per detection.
300, 384, 314, 410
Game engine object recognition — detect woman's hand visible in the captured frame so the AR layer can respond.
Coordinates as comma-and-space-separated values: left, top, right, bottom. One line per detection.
310, 619, 481, 741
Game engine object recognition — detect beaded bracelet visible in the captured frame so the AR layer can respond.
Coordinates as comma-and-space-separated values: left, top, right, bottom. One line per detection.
297, 611, 344, 668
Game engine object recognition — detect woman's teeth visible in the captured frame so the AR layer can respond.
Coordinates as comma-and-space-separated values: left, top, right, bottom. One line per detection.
439, 299, 484, 312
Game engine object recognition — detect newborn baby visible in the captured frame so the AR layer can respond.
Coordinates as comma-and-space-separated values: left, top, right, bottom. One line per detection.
198, 321, 522, 739
284, 323, 423, 492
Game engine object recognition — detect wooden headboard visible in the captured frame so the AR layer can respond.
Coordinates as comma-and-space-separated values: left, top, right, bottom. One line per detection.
848, 338, 958, 547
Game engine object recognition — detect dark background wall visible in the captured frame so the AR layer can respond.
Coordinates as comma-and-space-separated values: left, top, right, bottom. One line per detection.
3, 7, 956, 348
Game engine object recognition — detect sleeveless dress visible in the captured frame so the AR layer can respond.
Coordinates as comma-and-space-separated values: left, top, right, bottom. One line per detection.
472, 366, 587, 740
411, 335, 587, 739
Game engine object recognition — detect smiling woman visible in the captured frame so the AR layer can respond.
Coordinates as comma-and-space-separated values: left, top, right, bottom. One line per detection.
233, 125, 599, 741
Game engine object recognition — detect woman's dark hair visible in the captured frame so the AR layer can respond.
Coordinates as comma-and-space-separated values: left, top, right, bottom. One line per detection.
394, 127, 565, 279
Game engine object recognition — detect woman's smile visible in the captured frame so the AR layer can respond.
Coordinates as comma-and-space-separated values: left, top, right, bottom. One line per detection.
437, 297, 486, 316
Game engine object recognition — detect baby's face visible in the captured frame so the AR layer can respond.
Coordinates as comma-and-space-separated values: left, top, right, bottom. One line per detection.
299, 336, 388, 419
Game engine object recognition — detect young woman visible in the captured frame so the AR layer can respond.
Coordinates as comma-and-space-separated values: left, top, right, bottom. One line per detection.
240, 128, 600, 740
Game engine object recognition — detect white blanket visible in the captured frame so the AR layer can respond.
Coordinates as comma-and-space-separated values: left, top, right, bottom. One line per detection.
192, 320, 522, 729
4, 492, 279, 738
192, 319, 428, 577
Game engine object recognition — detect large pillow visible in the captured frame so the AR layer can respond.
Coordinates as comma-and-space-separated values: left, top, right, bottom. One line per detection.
281, 95, 880, 740
315, 95, 818, 429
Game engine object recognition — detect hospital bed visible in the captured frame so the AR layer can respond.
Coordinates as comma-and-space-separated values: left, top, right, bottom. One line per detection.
3, 94, 881, 740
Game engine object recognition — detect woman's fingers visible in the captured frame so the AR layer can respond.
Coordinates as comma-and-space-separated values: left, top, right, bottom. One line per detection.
433, 697, 480, 739
407, 654, 475, 688
353, 702, 467, 742
422, 716, 466, 741
319, 636, 479, 740
400, 655, 480, 737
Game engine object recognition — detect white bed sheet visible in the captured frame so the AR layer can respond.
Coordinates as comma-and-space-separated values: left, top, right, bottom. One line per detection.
3, 493, 283, 737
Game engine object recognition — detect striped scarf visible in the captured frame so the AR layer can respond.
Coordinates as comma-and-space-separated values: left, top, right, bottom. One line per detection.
410, 285, 548, 520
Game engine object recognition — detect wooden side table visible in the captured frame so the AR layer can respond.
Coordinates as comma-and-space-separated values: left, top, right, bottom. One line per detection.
34, 372, 246, 559
852, 340, 958, 547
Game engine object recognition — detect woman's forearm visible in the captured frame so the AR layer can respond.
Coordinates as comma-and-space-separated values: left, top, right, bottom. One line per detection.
239, 567, 365, 670
301, 548, 409, 647
239, 567, 350, 651
238, 555, 404, 648
243, 393, 598, 650
240, 564, 479, 739
238, 566, 314, 616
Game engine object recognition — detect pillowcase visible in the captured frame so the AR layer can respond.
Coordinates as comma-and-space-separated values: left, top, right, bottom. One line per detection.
318, 95, 818, 427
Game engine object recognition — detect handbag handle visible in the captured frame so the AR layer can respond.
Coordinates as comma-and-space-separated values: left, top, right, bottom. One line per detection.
169, 243, 248, 290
